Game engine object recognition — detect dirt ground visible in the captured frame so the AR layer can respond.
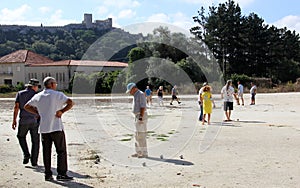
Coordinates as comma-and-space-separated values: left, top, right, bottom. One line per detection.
0, 92, 300, 188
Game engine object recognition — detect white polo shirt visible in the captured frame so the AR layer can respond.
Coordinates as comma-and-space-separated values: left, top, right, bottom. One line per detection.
221, 86, 235, 102
26, 89, 69, 133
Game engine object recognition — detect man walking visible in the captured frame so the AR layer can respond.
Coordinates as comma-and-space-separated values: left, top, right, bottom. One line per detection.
24, 77, 74, 181
126, 83, 148, 158
170, 85, 181, 105
12, 78, 40, 166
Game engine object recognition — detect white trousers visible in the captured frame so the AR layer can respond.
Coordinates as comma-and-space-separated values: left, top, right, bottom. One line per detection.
134, 112, 148, 155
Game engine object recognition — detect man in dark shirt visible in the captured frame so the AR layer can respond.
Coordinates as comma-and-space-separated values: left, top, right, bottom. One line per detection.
12, 78, 40, 166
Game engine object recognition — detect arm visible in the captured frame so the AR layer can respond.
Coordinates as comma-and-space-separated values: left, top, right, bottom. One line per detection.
55, 99, 74, 118
12, 102, 19, 130
139, 107, 146, 121
24, 104, 39, 115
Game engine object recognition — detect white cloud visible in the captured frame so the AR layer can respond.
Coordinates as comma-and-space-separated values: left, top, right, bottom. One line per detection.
101, 0, 140, 8
147, 13, 170, 23
272, 15, 300, 33
146, 12, 194, 30
0, 4, 31, 23
180, 0, 254, 8
46, 9, 77, 26
118, 9, 136, 19
96, 6, 109, 15
39, 6, 51, 14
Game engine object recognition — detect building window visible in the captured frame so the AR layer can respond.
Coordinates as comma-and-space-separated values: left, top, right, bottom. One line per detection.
8, 67, 12, 74
63, 73, 65, 82
17, 66, 20, 71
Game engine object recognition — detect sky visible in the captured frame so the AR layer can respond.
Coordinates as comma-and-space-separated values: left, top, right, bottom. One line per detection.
0, 0, 299, 34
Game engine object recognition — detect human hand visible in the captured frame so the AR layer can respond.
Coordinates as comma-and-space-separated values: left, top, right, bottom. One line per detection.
55, 110, 63, 118
12, 121, 17, 130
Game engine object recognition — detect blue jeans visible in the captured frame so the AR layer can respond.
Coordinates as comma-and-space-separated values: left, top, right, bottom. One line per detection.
198, 104, 203, 121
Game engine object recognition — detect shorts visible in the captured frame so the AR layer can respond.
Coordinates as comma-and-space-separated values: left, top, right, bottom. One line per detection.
224, 102, 233, 111
251, 93, 256, 100
172, 95, 177, 100
238, 93, 243, 98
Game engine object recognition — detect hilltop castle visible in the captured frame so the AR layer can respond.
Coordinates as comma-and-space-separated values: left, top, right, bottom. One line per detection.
0, 13, 113, 33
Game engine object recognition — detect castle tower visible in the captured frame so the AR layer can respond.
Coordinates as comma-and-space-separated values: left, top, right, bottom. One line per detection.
83, 13, 93, 28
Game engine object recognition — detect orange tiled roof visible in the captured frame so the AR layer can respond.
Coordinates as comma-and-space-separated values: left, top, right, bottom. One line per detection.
0, 50, 128, 67
69, 60, 128, 67
29, 60, 71, 66
0, 50, 53, 64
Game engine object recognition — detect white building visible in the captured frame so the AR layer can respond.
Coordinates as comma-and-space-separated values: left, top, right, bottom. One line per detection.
0, 50, 128, 90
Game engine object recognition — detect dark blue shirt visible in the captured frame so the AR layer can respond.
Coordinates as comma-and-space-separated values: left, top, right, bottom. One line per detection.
15, 88, 37, 124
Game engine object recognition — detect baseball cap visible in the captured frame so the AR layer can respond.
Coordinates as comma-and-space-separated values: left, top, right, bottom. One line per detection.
203, 82, 208, 86
25, 78, 40, 87
126, 82, 136, 93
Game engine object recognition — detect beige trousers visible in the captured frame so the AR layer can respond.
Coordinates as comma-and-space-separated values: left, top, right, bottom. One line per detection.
134, 112, 148, 155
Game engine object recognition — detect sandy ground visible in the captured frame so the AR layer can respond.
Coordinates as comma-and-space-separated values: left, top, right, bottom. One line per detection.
0, 92, 300, 188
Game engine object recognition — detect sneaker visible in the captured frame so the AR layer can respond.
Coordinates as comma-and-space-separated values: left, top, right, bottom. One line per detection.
56, 174, 73, 181
45, 175, 54, 181
178, 101, 181, 104
170, 103, 173, 105
23, 156, 30, 164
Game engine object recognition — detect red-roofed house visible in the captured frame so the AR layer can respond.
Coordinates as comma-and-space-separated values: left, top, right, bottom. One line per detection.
0, 50, 128, 90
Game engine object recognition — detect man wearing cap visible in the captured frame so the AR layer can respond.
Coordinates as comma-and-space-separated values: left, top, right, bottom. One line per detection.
24, 77, 74, 181
12, 78, 40, 166
126, 82, 148, 158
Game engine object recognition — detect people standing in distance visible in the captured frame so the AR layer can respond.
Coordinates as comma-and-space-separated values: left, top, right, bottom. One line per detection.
126, 83, 148, 158
250, 82, 257, 105
221, 80, 235, 121
24, 77, 74, 181
200, 85, 214, 125
170, 85, 181, 105
198, 82, 207, 122
237, 81, 244, 105
12, 78, 40, 166
144, 85, 153, 107
157, 86, 164, 106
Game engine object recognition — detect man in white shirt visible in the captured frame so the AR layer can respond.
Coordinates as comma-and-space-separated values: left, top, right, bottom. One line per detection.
24, 77, 74, 181
221, 80, 235, 121
237, 81, 244, 105
250, 82, 257, 105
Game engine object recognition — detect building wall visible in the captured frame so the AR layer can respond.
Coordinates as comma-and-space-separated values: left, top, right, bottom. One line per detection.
0, 63, 25, 85
26, 66, 70, 90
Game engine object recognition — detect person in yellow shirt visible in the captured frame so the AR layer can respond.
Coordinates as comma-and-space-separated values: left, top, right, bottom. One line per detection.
200, 85, 214, 125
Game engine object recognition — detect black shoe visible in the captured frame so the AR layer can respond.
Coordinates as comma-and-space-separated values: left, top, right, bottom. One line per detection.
178, 101, 181, 104
23, 156, 30, 164
170, 103, 173, 105
57, 174, 74, 181
45, 175, 54, 181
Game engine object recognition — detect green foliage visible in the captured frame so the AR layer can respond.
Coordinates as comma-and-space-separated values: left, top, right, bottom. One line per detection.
0, 84, 13, 93
191, 0, 300, 83
69, 71, 121, 94
0, 28, 140, 62
230, 74, 251, 86
15, 82, 25, 91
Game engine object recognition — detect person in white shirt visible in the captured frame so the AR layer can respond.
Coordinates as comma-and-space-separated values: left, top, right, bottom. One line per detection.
237, 81, 244, 105
24, 77, 74, 181
250, 82, 257, 105
221, 80, 235, 121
